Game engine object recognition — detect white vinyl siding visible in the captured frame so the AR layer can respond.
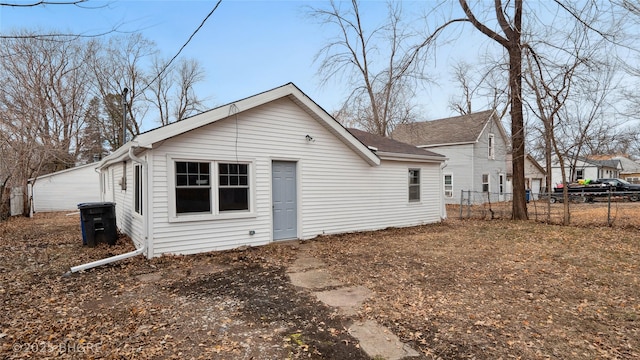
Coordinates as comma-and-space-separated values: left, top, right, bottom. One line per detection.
422, 144, 475, 204
140, 97, 443, 257
111, 159, 145, 249
30, 163, 101, 212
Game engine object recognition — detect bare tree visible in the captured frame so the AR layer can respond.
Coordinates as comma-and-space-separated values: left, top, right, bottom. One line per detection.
0, 32, 96, 213
92, 34, 156, 148
147, 57, 206, 126
0, 1, 120, 40
311, 0, 440, 136
458, 0, 528, 220
448, 60, 510, 118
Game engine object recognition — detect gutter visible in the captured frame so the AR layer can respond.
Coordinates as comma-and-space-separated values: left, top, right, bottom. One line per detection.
64, 143, 150, 275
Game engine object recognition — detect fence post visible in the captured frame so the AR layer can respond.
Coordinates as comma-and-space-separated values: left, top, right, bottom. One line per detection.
466, 190, 471, 219
459, 190, 464, 220
607, 187, 612, 226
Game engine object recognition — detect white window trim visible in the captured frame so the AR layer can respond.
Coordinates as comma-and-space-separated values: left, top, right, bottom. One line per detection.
408, 168, 421, 203
488, 133, 495, 160
444, 174, 453, 198
482, 173, 490, 193
167, 154, 256, 223
134, 164, 143, 216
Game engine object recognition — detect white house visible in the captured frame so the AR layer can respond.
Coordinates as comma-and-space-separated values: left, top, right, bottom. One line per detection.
550, 156, 621, 187
97, 83, 447, 258
506, 153, 547, 198
392, 110, 510, 204
28, 162, 101, 213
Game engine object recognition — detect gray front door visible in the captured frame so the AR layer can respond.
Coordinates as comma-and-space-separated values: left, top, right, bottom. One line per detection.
272, 161, 297, 240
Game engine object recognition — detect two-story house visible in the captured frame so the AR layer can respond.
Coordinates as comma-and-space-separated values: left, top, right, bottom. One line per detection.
392, 110, 510, 204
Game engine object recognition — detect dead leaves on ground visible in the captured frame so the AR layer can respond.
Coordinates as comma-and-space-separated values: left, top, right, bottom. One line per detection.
1, 212, 639, 359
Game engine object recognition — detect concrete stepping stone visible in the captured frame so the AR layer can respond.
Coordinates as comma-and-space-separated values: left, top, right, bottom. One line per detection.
287, 255, 327, 272
349, 320, 420, 360
287, 269, 344, 290
313, 285, 372, 315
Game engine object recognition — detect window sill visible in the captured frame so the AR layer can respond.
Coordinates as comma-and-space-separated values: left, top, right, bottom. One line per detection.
169, 211, 256, 223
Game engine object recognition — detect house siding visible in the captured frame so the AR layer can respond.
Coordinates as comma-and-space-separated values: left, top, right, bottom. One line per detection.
418, 116, 509, 204
425, 144, 474, 204
472, 127, 508, 200
106, 160, 145, 249
143, 98, 442, 256
30, 163, 101, 212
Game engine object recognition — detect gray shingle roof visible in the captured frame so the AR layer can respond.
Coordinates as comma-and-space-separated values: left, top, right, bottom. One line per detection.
347, 128, 445, 158
391, 110, 495, 146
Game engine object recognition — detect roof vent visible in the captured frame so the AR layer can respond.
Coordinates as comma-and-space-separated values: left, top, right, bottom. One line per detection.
367, 146, 378, 152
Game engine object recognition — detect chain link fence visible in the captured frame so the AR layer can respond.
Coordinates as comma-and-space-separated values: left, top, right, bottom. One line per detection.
449, 190, 640, 227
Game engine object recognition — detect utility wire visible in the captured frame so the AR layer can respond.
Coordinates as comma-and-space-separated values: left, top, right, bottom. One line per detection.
139, 0, 222, 95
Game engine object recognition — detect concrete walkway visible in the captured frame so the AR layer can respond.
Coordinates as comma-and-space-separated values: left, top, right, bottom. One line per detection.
286, 244, 420, 360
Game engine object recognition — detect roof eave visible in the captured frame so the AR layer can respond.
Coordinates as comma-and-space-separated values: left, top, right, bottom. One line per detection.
377, 151, 447, 163
418, 141, 475, 148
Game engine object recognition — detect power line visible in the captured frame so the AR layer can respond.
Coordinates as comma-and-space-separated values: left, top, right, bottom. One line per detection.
139, 0, 222, 95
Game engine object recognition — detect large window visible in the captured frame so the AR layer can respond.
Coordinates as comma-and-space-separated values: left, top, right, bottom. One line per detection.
444, 174, 453, 198
134, 164, 143, 215
172, 160, 252, 218
175, 161, 211, 214
409, 169, 421, 202
218, 163, 249, 211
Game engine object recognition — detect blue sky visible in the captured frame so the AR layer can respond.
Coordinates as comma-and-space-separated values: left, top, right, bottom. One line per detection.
0, 0, 494, 125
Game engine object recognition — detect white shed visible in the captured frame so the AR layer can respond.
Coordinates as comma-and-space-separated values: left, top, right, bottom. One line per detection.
98, 83, 447, 258
28, 162, 101, 213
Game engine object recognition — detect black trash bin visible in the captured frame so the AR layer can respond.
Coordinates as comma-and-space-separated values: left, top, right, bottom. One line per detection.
77, 202, 117, 247
525, 189, 531, 203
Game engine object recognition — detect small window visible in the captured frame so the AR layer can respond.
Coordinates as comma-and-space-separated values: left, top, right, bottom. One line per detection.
488, 133, 495, 159
218, 163, 249, 211
444, 174, 453, 198
482, 174, 490, 193
409, 169, 420, 202
499, 174, 505, 195
175, 161, 211, 214
576, 169, 584, 180
134, 164, 143, 215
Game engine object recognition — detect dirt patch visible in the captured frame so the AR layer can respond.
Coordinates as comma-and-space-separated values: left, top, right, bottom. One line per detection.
0, 213, 367, 359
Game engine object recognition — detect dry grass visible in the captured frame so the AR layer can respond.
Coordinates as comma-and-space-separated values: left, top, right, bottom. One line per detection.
307, 219, 640, 359
451, 201, 640, 228
1, 210, 639, 359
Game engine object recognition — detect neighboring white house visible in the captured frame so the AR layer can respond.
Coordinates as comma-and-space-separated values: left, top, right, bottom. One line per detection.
506, 153, 547, 199
392, 110, 510, 204
97, 83, 447, 258
28, 162, 101, 213
550, 156, 621, 187
589, 154, 640, 184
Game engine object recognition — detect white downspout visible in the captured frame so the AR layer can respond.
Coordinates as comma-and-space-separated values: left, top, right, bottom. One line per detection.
65, 144, 149, 275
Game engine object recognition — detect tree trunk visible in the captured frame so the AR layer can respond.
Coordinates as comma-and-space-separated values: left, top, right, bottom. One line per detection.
509, 45, 528, 220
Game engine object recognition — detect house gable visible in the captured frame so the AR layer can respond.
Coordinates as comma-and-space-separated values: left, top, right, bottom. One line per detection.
391, 110, 509, 204
99, 83, 380, 169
